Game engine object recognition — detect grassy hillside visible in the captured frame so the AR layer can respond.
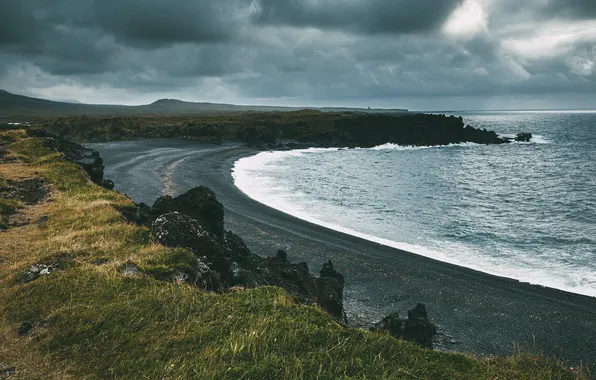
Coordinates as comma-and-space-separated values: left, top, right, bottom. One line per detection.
0, 131, 587, 379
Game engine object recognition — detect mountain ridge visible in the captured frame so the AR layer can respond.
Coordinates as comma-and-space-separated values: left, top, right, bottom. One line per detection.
0, 89, 408, 119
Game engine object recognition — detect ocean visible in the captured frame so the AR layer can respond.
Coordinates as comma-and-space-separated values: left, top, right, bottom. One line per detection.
233, 111, 596, 297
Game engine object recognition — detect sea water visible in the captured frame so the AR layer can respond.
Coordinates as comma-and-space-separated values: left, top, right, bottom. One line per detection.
233, 111, 596, 296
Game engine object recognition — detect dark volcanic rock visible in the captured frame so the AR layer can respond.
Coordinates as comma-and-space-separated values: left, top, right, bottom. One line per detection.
317, 260, 346, 322
372, 303, 437, 349
404, 304, 437, 349
142, 187, 349, 321
515, 132, 533, 142
151, 212, 232, 282
145, 187, 225, 240
372, 312, 404, 338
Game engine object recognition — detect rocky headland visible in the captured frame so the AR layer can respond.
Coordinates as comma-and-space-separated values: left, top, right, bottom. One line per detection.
27, 111, 532, 148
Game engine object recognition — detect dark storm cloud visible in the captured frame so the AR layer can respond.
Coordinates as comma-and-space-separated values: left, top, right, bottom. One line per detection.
0, 0, 594, 109
546, 0, 596, 18
89, 0, 252, 47
0, 0, 252, 48
252, 0, 464, 34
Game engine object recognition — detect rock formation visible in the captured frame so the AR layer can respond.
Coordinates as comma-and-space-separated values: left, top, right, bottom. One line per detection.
371, 303, 437, 349
136, 187, 347, 322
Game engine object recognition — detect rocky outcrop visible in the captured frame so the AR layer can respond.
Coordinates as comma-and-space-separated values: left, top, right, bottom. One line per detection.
515, 132, 533, 142
134, 186, 347, 322
371, 303, 437, 349
38, 134, 114, 190
33, 112, 530, 150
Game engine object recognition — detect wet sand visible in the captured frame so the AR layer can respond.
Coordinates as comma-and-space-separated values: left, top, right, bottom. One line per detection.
93, 139, 596, 366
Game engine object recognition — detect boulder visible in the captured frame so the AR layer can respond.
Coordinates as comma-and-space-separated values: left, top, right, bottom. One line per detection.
151, 212, 232, 283
515, 132, 533, 142
317, 260, 346, 322
403, 303, 437, 349
148, 186, 225, 239
371, 303, 437, 349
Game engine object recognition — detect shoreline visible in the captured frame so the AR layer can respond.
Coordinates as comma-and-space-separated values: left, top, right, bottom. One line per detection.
231, 144, 593, 298
94, 140, 596, 365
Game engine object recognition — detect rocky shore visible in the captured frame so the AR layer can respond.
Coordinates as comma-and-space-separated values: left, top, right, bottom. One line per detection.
33, 111, 532, 148
39, 132, 439, 348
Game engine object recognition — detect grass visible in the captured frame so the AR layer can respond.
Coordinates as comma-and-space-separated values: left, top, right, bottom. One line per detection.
0, 131, 589, 379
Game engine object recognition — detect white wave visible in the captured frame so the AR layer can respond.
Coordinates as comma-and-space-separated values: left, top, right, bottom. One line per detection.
232, 151, 595, 298
499, 133, 552, 144
371, 142, 479, 151
529, 134, 552, 144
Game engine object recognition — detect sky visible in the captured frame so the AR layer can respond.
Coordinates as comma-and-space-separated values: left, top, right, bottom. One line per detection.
0, 0, 595, 110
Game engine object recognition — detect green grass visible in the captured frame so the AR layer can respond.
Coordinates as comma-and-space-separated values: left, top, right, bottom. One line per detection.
0, 132, 588, 379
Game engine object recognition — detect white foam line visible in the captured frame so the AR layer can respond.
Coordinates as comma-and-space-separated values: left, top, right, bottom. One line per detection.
232, 149, 595, 298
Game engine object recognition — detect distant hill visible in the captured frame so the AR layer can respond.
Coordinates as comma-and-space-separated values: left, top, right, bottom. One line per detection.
0, 90, 408, 120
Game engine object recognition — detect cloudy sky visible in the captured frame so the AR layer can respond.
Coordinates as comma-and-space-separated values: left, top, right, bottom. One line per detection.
0, 0, 595, 110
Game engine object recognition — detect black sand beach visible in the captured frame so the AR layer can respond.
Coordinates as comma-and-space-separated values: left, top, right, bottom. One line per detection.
94, 139, 596, 367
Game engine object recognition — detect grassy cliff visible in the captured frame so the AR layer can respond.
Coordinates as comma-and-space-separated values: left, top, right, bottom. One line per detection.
0, 131, 587, 379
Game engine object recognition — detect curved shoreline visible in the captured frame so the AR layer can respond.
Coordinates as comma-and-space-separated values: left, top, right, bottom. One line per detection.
94, 140, 596, 366
231, 146, 595, 298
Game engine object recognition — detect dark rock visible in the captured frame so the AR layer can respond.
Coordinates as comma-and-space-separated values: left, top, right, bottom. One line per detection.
18, 322, 33, 336
404, 303, 437, 349
316, 260, 346, 322
146, 187, 225, 240
100, 179, 115, 190
515, 132, 533, 142
152, 212, 209, 248
139, 186, 349, 321
371, 303, 437, 349
151, 212, 232, 283
371, 312, 404, 337
43, 137, 115, 189
192, 256, 220, 290
224, 231, 252, 262
276, 249, 288, 261
166, 187, 225, 240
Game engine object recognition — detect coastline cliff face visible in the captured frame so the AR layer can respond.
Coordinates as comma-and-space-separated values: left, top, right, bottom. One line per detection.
31, 111, 519, 148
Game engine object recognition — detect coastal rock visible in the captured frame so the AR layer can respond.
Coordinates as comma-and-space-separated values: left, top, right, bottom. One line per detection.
371, 303, 437, 349
515, 132, 533, 142
403, 304, 437, 349
151, 212, 232, 281
42, 136, 115, 189
316, 260, 346, 322
143, 187, 349, 321
147, 186, 225, 240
